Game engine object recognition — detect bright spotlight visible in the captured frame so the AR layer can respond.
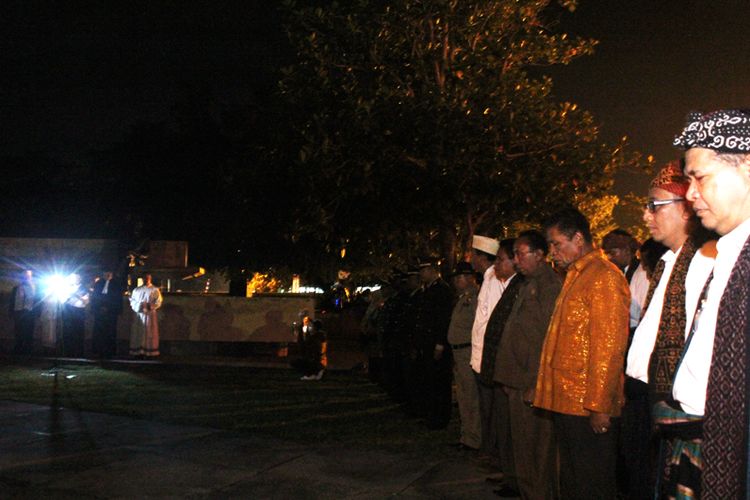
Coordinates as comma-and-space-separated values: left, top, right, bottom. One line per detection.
43, 274, 76, 303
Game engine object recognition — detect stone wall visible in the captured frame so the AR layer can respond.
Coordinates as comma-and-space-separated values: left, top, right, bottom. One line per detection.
0, 292, 317, 354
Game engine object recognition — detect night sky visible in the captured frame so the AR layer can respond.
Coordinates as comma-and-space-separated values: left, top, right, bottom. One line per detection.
1, 1, 286, 161
3, 1, 750, 209
550, 0, 750, 165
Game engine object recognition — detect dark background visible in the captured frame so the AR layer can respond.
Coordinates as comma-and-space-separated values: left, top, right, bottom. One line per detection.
3, 1, 750, 268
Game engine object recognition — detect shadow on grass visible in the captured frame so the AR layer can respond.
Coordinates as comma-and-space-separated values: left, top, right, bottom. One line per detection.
0, 359, 459, 458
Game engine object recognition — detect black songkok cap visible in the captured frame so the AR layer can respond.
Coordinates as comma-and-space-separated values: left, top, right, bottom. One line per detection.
674, 109, 750, 153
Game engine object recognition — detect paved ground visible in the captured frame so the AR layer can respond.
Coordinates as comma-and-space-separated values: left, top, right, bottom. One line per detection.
0, 359, 515, 499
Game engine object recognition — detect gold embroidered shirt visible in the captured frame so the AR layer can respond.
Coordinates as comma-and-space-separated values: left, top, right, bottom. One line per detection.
534, 249, 630, 417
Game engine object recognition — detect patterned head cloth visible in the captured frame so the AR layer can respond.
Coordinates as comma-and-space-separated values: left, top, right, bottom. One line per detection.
651, 160, 690, 197
673, 109, 750, 153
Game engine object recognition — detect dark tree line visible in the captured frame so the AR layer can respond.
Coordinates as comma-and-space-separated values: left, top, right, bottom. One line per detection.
2, 0, 649, 286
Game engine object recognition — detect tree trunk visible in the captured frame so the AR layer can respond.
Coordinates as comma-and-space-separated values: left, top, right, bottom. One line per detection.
440, 224, 457, 275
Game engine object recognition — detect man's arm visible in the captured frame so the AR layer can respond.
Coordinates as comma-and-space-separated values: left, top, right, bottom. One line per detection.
523, 274, 562, 390
583, 268, 630, 419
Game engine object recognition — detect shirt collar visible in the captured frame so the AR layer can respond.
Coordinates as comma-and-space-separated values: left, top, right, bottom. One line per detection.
717, 217, 750, 255
660, 246, 680, 264
529, 262, 554, 279
500, 272, 517, 285
569, 248, 604, 273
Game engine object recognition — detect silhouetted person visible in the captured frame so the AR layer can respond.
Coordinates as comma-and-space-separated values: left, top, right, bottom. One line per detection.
62, 273, 89, 357
10, 269, 39, 355
91, 271, 124, 358
292, 316, 327, 380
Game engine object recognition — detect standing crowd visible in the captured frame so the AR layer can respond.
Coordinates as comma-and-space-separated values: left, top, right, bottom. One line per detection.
8, 271, 162, 359
9, 108, 750, 498
362, 109, 750, 499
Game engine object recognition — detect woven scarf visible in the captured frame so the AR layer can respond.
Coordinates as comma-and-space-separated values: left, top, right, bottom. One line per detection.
652, 271, 712, 500
478, 274, 524, 386
702, 236, 750, 499
642, 258, 666, 319
648, 239, 698, 401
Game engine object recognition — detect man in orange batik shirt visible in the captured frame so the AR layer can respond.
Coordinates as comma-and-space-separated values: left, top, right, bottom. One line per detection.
533, 208, 630, 500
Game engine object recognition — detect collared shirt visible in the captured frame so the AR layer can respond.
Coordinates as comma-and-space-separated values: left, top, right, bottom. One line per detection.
447, 286, 479, 345
628, 263, 649, 327
470, 266, 506, 372
534, 249, 630, 417
495, 263, 562, 389
673, 218, 750, 415
626, 246, 715, 382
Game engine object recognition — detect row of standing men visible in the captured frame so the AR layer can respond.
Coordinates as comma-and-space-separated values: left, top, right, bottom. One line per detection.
362, 108, 750, 499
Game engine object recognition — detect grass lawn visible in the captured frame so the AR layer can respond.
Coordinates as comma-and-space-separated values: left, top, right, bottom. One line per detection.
0, 360, 459, 457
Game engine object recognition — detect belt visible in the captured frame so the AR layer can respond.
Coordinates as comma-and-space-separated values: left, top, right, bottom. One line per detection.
450, 342, 471, 350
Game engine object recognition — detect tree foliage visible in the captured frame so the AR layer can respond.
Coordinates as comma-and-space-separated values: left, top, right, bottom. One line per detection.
279, 0, 645, 272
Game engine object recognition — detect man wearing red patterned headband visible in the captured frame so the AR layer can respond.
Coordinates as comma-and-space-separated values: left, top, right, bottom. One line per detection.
673, 109, 750, 499
624, 160, 716, 499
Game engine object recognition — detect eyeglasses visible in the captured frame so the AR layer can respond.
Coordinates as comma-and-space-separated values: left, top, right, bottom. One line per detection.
644, 198, 685, 213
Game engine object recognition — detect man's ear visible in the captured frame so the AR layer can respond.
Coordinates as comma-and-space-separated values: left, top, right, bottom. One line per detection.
681, 204, 692, 221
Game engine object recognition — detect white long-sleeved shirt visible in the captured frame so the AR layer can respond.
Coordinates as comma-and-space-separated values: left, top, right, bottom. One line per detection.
470, 266, 511, 373
626, 245, 715, 383
673, 218, 750, 415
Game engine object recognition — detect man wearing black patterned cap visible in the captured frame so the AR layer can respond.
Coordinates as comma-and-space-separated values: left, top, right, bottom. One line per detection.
673, 109, 750, 498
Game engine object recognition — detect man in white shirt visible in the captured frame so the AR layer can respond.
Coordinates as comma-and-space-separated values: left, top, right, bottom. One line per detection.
469, 235, 501, 376
672, 109, 750, 498
467, 234, 502, 456
624, 161, 716, 499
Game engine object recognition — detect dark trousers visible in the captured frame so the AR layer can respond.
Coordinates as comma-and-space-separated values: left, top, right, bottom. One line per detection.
382, 351, 407, 402
476, 375, 515, 480
619, 378, 656, 500
92, 307, 119, 358
404, 352, 426, 417
554, 413, 619, 500
507, 387, 555, 499
290, 357, 322, 376
13, 310, 35, 355
62, 304, 86, 358
424, 348, 453, 429
476, 374, 496, 455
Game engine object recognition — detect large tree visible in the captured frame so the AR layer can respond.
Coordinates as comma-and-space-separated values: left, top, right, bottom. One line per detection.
279, 0, 643, 273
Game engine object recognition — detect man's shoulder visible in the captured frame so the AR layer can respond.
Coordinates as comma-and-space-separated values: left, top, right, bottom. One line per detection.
530, 266, 562, 293
425, 279, 451, 297
585, 252, 626, 277
695, 239, 718, 261
572, 253, 628, 294
454, 289, 478, 309
534, 264, 560, 283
